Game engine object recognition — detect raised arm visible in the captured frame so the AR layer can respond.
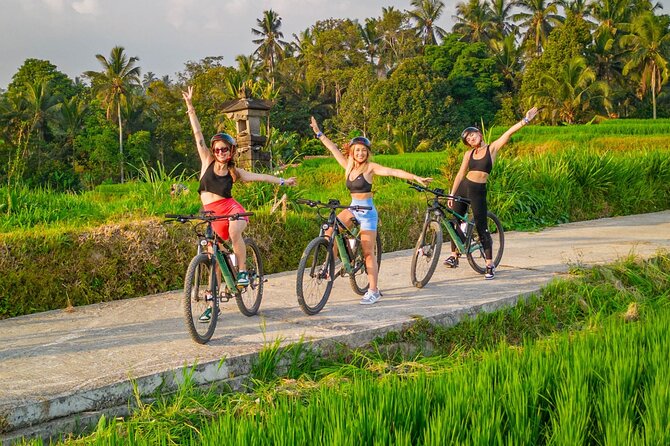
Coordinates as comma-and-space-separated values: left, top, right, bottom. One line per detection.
370, 163, 432, 187
236, 168, 297, 186
310, 116, 348, 169
182, 86, 212, 166
489, 107, 538, 155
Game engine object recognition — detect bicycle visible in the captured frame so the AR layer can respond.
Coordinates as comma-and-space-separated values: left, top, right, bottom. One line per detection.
295, 198, 382, 315
407, 181, 504, 288
165, 211, 264, 344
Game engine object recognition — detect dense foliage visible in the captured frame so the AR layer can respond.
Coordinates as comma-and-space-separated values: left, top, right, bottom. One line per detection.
2, 0, 670, 192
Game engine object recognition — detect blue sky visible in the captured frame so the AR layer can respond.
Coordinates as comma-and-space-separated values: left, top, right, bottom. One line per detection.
1, 0, 669, 90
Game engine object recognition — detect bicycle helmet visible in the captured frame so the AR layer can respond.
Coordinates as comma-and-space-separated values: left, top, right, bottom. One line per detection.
349, 136, 372, 150
210, 132, 236, 148
460, 127, 481, 146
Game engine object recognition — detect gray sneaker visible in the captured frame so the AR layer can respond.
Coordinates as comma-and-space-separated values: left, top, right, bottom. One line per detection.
360, 289, 381, 305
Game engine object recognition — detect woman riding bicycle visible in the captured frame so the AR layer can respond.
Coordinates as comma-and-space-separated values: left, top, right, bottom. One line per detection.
310, 117, 432, 304
183, 86, 296, 319
446, 107, 538, 279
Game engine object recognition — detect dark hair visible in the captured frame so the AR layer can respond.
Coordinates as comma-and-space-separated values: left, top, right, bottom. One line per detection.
210, 132, 236, 148
349, 136, 371, 149
460, 127, 481, 146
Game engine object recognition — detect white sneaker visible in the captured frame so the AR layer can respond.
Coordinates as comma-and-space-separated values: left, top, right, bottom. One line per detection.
360, 289, 381, 305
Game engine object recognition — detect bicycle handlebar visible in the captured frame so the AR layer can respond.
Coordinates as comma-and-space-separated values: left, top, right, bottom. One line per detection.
164, 212, 254, 223
296, 198, 371, 211
406, 181, 471, 205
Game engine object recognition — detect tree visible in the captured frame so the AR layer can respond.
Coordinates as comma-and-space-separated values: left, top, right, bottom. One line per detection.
489, 0, 517, 39
376, 7, 420, 75
84, 46, 141, 183
621, 12, 670, 118
513, 0, 564, 55
452, 0, 493, 43
535, 55, 606, 123
408, 0, 448, 46
252, 9, 289, 87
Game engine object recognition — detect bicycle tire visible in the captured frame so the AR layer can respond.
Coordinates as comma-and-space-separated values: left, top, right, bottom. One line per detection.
410, 220, 443, 288
466, 211, 505, 274
183, 253, 218, 344
296, 237, 334, 315
349, 231, 382, 295
235, 238, 264, 316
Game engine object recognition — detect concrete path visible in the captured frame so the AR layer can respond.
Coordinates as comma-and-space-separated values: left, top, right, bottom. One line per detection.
1, 211, 669, 442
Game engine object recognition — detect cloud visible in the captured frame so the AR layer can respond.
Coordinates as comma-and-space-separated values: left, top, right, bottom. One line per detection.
71, 0, 100, 15
166, 0, 195, 29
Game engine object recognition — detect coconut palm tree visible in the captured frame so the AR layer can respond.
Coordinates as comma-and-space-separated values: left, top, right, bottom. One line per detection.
453, 0, 494, 42
513, 0, 564, 55
408, 0, 448, 46
489, 0, 517, 38
252, 9, 289, 87
84, 46, 141, 183
620, 12, 670, 118
536, 55, 607, 123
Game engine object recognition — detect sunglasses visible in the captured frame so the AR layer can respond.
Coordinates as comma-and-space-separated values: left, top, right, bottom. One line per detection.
213, 147, 231, 155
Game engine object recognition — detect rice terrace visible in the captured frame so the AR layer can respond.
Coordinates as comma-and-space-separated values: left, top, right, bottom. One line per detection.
2, 0, 670, 444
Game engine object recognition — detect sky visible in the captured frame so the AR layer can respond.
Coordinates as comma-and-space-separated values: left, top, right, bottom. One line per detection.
0, 0, 457, 90
2, 0, 670, 91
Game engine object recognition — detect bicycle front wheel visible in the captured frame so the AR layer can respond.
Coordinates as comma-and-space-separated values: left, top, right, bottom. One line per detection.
296, 237, 334, 315
466, 211, 505, 274
235, 238, 264, 316
349, 232, 382, 295
410, 220, 443, 288
183, 253, 218, 344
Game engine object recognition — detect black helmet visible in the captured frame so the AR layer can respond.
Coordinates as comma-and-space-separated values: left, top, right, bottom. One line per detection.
210, 132, 236, 148
349, 136, 371, 149
460, 127, 481, 146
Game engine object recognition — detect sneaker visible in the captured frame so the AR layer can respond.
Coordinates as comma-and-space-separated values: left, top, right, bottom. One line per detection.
360, 289, 381, 305
485, 266, 495, 280
198, 307, 212, 323
236, 271, 250, 287
444, 255, 459, 268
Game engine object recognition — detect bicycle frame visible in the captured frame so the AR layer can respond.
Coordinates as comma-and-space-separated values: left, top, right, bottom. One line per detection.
422, 194, 481, 256
320, 210, 363, 276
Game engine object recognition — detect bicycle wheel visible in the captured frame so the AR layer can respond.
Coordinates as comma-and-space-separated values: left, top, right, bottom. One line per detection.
410, 220, 443, 288
350, 231, 382, 295
296, 237, 334, 315
183, 253, 218, 344
466, 211, 505, 274
235, 238, 264, 316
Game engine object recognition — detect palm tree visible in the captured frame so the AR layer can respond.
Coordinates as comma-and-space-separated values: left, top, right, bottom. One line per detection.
84, 46, 141, 183
557, 0, 593, 20
408, 0, 448, 46
453, 0, 494, 42
536, 55, 606, 123
620, 12, 670, 118
513, 0, 563, 55
489, 0, 517, 38
251, 9, 289, 87
360, 18, 381, 69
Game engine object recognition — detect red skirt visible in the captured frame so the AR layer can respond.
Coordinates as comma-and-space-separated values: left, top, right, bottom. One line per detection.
202, 198, 248, 241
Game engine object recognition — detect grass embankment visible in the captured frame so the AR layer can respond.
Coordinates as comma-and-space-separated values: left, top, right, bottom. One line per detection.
2, 123, 670, 317
30, 253, 669, 445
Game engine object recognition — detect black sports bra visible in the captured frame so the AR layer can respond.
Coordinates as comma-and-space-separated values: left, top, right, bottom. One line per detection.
468, 146, 492, 174
346, 173, 372, 194
198, 162, 233, 197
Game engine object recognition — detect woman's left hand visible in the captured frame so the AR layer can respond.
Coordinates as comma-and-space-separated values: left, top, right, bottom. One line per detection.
525, 107, 539, 122
284, 177, 297, 186
415, 176, 433, 187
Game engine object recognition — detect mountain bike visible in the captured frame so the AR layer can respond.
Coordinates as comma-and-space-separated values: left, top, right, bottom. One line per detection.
165, 211, 264, 344
407, 182, 504, 288
295, 198, 382, 315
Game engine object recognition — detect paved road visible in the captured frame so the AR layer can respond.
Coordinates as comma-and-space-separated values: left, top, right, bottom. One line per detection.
1, 211, 669, 442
